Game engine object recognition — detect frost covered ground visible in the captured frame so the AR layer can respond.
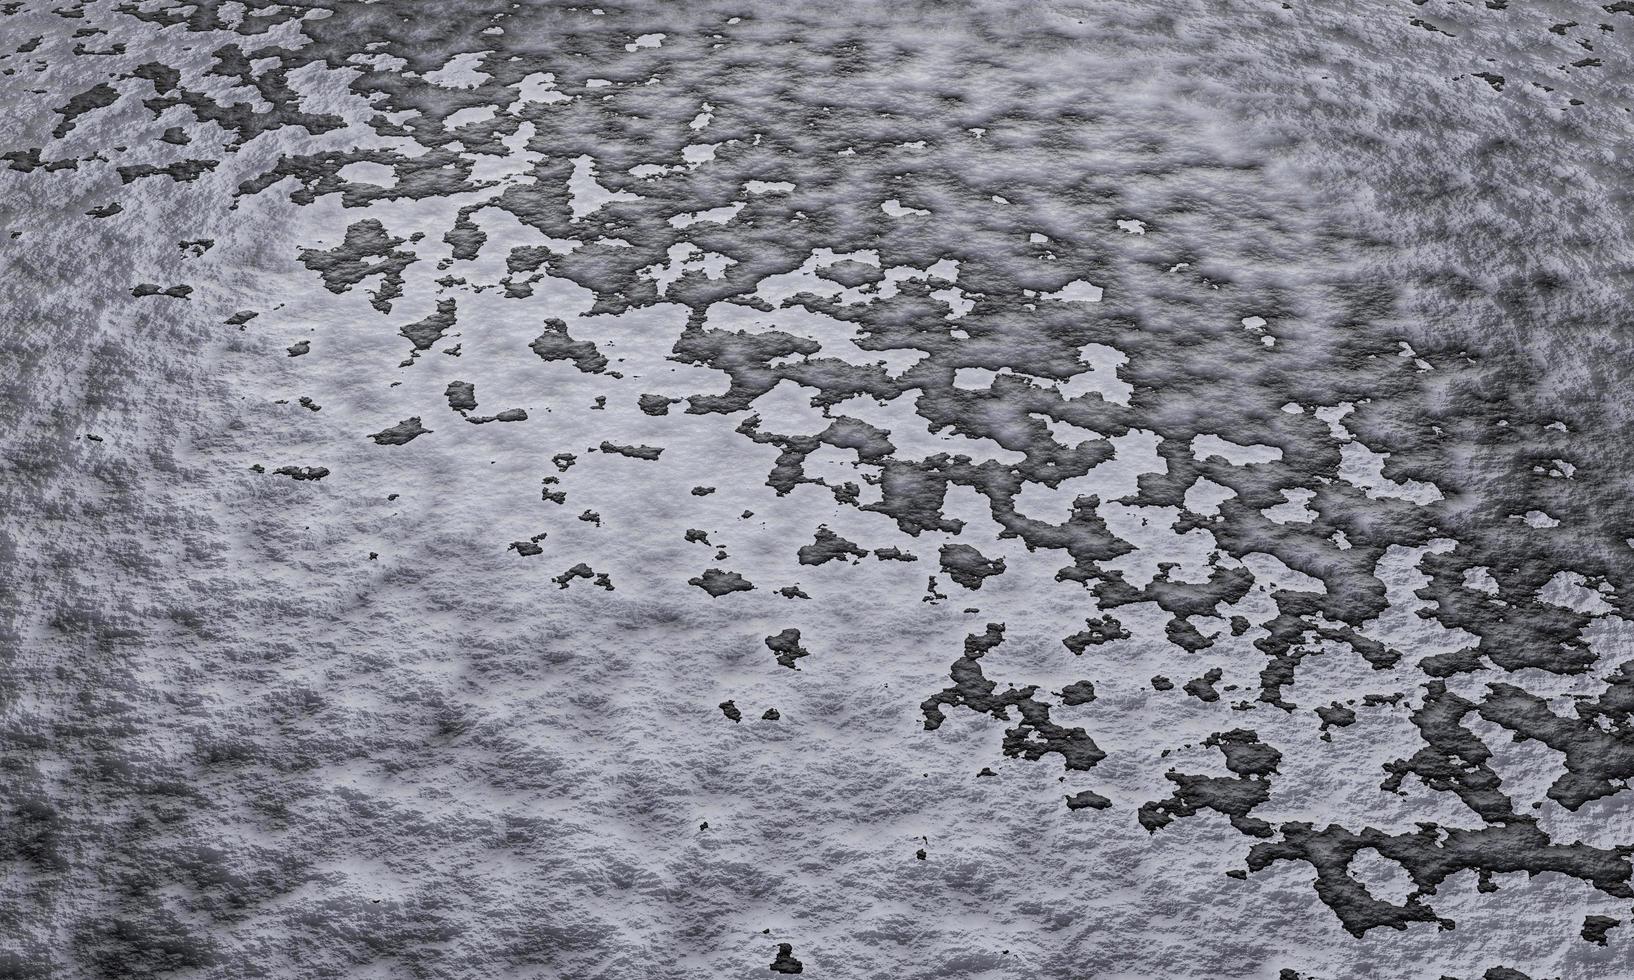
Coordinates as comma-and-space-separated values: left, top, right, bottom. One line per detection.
6, 1, 1634, 977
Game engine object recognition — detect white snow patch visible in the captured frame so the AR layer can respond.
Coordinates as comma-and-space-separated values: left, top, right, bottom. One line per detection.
337, 161, 396, 187
1055, 344, 1131, 405
682, 143, 718, 165
638, 243, 736, 296
1349, 850, 1416, 906
445, 104, 497, 128
1539, 571, 1614, 615
1184, 478, 1236, 517
1463, 567, 1500, 595
882, 198, 930, 217
1338, 442, 1444, 505
953, 368, 999, 390
423, 51, 490, 89
514, 72, 571, 105
668, 202, 745, 229
1262, 487, 1318, 525
1042, 279, 1104, 303
568, 155, 643, 220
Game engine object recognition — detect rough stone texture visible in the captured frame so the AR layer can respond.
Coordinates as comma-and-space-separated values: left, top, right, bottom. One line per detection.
4, 0, 1634, 977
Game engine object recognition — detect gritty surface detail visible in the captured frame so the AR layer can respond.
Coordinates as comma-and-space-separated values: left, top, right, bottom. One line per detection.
5, 1, 1634, 978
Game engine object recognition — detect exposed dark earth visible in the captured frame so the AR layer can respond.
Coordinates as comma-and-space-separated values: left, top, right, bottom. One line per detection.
6, 0, 1634, 977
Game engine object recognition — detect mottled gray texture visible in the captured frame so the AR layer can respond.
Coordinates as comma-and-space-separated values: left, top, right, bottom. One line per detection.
5, 0, 1634, 977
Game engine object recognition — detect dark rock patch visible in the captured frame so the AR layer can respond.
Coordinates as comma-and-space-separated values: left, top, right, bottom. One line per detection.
369, 417, 430, 446
690, 569, 754, 597
939, 544, 1006, 590
765, 629, 809, 670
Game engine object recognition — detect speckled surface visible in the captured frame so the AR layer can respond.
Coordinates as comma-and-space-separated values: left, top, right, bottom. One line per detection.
6, 2, 1634, 977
